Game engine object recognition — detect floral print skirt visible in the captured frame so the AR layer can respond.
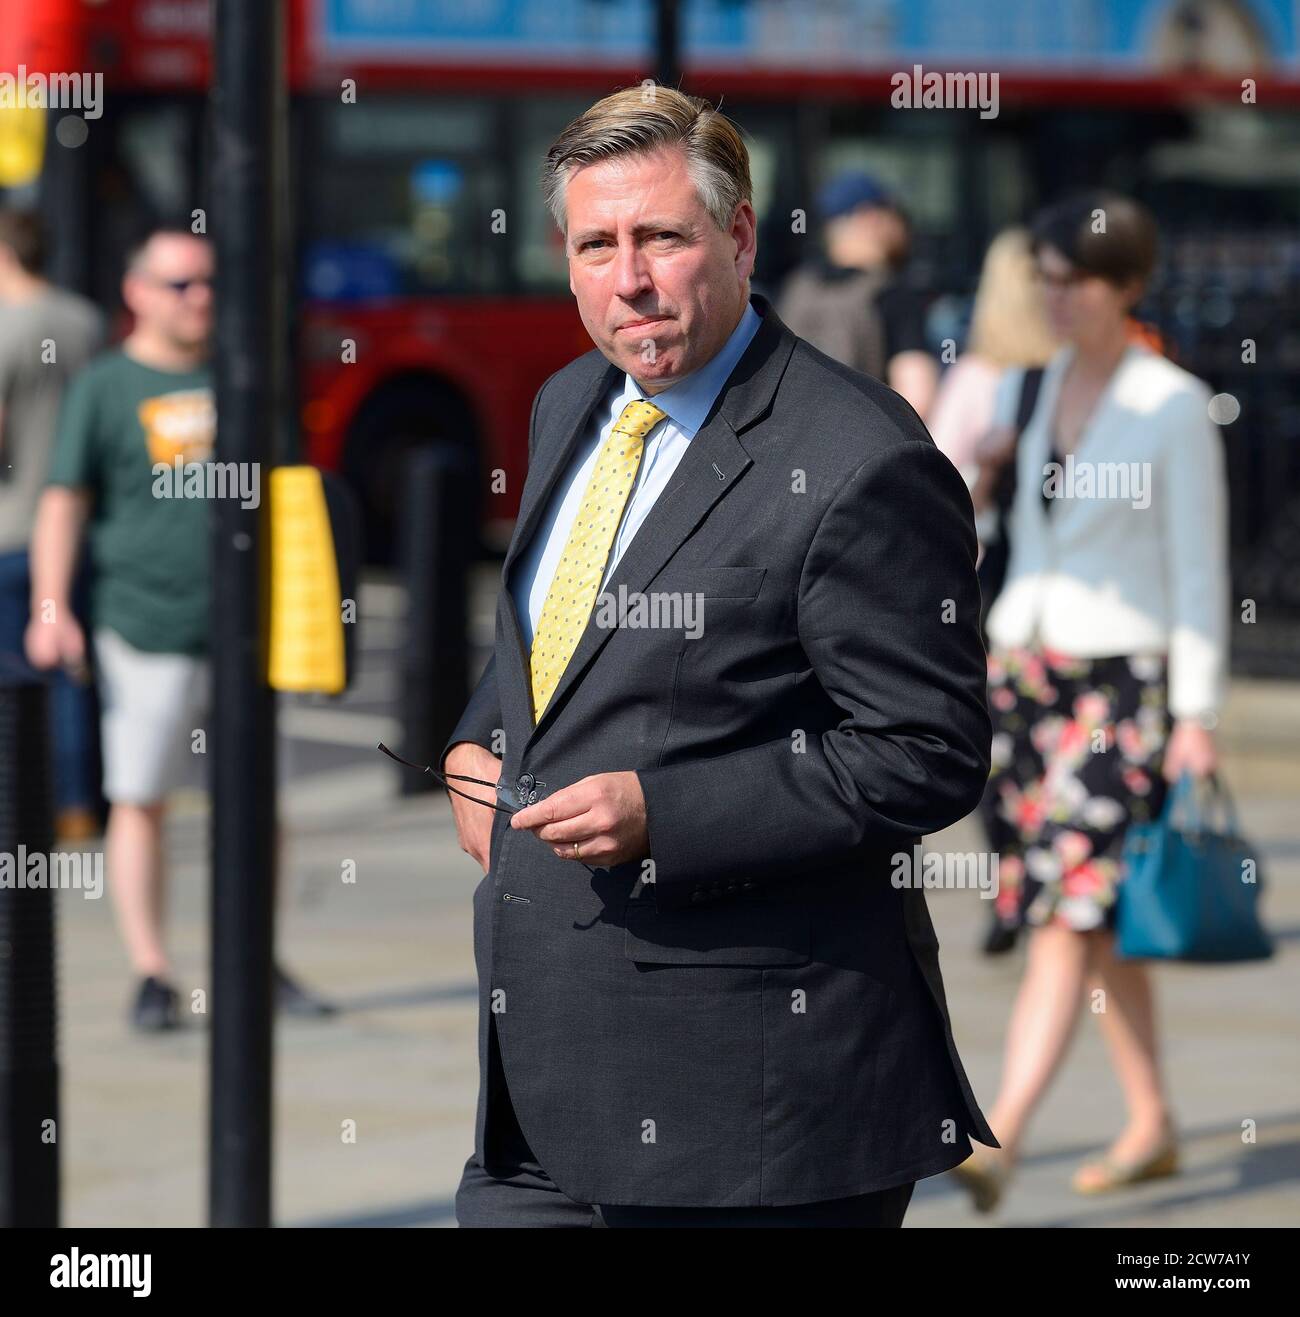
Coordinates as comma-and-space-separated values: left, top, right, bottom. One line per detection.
981, 643, 1172, 933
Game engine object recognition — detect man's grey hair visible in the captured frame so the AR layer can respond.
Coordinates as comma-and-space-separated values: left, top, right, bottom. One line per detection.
542, 85, 752, 238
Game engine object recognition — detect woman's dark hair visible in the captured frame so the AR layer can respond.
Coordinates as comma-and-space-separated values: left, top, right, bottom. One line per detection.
1030, 191, 1159, 292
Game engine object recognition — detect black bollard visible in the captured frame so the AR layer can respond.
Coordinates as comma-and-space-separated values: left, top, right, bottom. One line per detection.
0, 677, 59, 1227
398, 444, 473, 796
209, 0, 281, 1228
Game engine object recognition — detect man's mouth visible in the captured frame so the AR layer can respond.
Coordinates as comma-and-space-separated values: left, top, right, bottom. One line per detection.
617, 316, 670, 332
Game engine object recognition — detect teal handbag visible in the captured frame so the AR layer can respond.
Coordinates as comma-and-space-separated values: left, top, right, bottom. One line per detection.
1116, 770, 1273, 963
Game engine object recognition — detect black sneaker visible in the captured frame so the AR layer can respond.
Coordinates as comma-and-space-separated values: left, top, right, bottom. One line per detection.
132, 975, 180, 1032
274, 965, 338, 1018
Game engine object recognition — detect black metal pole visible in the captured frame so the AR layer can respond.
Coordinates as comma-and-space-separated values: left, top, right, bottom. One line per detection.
38, 110, 93, 298
655, 0, 681, 90
0, 679, 59, 1227
208, 0, 281, 1228
398, 447, 472, 796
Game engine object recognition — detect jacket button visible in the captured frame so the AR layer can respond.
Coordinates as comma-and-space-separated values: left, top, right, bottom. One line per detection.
690, 891, 706, 904
741, 879, 756, 890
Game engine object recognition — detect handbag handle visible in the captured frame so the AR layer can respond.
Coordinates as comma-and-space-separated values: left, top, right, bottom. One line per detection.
1166, 768, 1241, 839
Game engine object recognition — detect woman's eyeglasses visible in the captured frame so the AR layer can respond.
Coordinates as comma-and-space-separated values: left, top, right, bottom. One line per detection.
1034, 266, 1087, 290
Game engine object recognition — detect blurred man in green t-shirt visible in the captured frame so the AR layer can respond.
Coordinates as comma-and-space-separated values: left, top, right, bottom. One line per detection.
27, 225, 331, 1030
28, 226, 214, 1031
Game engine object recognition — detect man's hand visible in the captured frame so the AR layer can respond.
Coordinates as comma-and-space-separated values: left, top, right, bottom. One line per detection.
25, 609, 87, 682
445, 741, 502, 873
26, 488, 92, 681
511, 771, 649, 868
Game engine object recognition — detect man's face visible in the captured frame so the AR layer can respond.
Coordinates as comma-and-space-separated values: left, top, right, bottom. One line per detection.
829, 205, 896, 269
564, 145, 756, 394
123, 233, 214, 351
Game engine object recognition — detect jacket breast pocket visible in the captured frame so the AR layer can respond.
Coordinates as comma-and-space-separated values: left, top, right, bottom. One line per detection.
652, 565, 766, 602
623, 896, 811, 967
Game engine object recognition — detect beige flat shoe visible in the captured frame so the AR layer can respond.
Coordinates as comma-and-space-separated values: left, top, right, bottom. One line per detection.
1071, 1123, 1179, 1195
950, 1144, 1011, 1214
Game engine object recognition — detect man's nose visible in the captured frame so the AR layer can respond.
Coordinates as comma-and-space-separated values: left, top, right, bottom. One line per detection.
611, 240, 652, 300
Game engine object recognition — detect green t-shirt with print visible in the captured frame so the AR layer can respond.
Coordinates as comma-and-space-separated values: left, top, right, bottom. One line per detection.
46, 349, 215, 656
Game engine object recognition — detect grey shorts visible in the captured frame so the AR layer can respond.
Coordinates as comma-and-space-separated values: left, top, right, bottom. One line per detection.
92, 626, 210, 805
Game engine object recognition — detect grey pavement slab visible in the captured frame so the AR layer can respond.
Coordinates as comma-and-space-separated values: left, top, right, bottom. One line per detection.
47, 713, 1300, 1228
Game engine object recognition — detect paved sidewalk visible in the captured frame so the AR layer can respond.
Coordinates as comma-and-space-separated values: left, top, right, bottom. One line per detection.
52, 702, 1300, 1228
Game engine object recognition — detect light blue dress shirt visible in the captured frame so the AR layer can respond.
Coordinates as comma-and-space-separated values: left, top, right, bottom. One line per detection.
510, 301, 762, 648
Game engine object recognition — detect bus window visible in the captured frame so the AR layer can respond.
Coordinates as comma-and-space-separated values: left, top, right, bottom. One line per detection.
89, 97, 205, 318
513, 97, 593, 292
722, 105, 799, 294
300, 96, 505, 300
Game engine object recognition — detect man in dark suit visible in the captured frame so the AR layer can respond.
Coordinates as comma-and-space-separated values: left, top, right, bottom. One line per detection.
441, 86, 999, 1228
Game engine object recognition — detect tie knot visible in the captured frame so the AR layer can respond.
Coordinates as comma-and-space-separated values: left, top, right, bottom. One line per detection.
612, 399, 667, 439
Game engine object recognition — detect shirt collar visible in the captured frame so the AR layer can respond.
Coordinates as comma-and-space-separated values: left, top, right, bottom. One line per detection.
614, 299, 763, 438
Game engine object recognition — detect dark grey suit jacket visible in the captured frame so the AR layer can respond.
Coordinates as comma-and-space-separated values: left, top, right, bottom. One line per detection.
442, 290, 1000, 1208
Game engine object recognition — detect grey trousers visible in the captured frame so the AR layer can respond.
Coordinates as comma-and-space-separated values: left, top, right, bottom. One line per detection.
455, 1019, 916, 1228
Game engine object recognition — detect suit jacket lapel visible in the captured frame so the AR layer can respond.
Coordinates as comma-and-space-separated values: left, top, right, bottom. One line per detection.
521, 294, 797, 744
493, 354, 618, 737
503, 352, 621, 585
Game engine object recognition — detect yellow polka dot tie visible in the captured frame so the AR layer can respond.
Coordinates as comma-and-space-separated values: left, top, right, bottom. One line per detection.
529, 398, 667, 723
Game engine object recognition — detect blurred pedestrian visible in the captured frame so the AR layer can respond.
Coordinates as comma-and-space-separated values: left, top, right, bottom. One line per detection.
951, 192, 1229, 1211
930, 225, 1056, 480
929, 225, 1058, 956
0, 208, 104, 838
776, 171, 939, 419
26, 223, 333, 1029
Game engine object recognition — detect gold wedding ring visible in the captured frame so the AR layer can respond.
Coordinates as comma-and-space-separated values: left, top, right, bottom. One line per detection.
573, 841, 582, 860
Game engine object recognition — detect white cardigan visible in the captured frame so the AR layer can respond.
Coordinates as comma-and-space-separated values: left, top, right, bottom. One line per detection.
983, 343, 1230, 720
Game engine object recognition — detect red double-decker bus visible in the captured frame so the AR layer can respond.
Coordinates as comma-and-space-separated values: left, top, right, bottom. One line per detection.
5, 0, 1300, 677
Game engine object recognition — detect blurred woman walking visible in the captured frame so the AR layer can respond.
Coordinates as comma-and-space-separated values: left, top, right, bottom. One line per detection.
952, 192, 1230, 1210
